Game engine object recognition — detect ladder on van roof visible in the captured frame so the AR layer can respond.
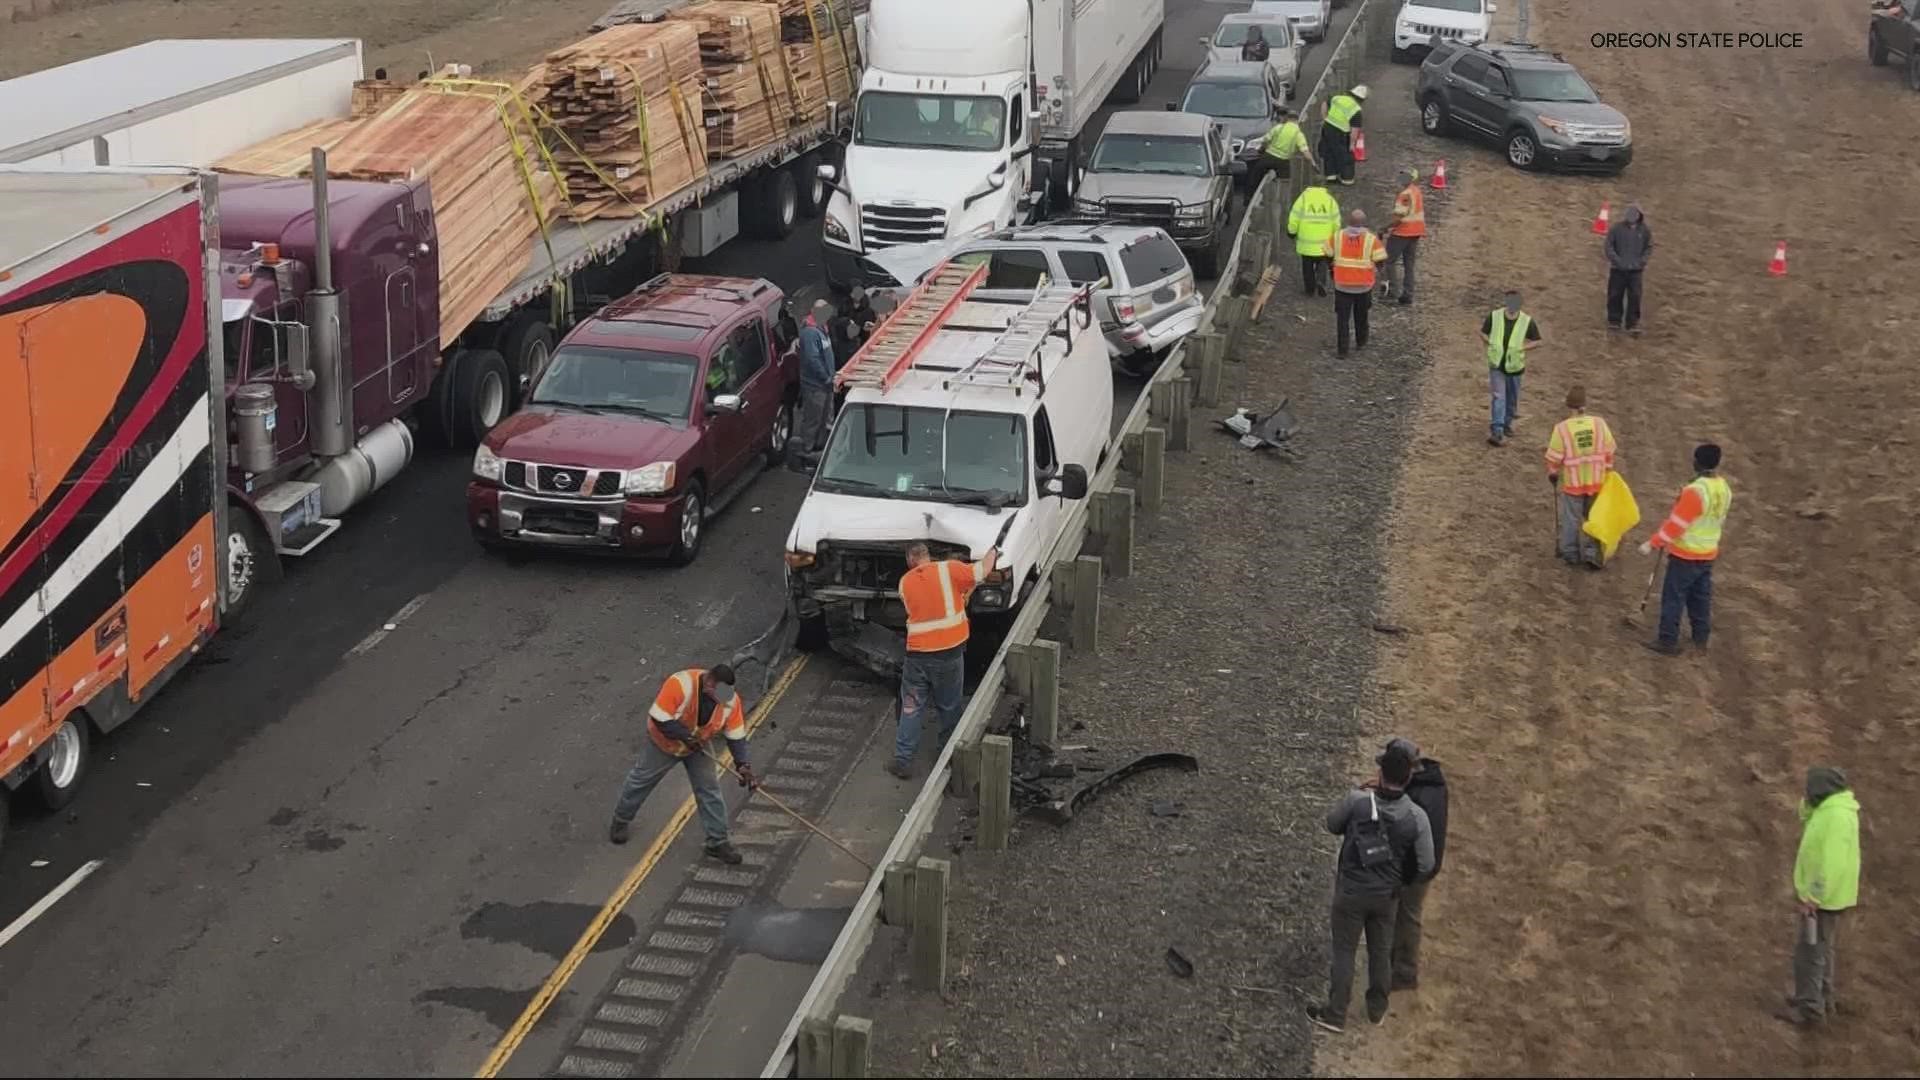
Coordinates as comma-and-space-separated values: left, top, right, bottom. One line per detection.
834, 260, 989, 393
942, 281, 1093, 397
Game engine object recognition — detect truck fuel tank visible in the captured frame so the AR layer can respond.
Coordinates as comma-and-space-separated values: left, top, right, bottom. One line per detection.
233, 383, 278, 474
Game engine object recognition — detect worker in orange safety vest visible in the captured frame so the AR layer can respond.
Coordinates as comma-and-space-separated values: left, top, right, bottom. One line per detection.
1381, 166, 1426, 305
1544, 385, 1617, 569
887, 541, 999, 779
609, 664, 757, 863
1638, 443, 1733, 655
1325, 208, 1386, 357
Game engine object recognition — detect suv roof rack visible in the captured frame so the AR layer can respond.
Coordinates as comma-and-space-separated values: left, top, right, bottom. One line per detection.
1482, 40, 1564, 60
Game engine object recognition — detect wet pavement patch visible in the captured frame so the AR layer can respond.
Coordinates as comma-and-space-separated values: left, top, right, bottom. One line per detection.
268, 807, 300, 826
461, 900, 636, 960
301, 828, 345, 852
415, 986, 538, 1031
725, 903, 852, 965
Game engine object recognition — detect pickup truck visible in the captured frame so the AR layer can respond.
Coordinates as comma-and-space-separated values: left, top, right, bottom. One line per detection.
1073, 110, 1243, 277
1869, 1, 1920, 89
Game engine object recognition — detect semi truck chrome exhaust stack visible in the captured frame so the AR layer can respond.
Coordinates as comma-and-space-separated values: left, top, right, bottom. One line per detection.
307, 146, 351, 458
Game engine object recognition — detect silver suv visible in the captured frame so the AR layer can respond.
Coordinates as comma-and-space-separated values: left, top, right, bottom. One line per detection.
855, 223, 1204, 378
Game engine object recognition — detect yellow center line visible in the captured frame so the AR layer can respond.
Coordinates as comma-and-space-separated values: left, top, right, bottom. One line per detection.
474, 654, 810, 1078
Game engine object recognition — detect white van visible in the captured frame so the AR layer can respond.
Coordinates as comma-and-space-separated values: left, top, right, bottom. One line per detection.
1392, 0, 1497, 62
784, 267, 1112, 651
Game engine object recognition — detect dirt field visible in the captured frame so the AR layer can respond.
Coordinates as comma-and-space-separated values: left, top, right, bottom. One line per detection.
1320, 0, 1920, 1074
0, 0, 614, 80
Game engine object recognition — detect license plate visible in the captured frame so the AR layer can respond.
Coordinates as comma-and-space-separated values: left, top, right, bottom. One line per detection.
1588, 148, 1613, 160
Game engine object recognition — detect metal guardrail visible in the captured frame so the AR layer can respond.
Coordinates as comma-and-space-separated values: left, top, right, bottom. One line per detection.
756, 4, 1395, 1074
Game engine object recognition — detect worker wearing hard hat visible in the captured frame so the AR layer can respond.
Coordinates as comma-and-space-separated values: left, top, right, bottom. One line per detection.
1320, 84, 1367, 186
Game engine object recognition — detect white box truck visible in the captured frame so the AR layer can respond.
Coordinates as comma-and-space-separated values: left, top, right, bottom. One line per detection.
0, 38, 363, 168
818, 0, 1164, 288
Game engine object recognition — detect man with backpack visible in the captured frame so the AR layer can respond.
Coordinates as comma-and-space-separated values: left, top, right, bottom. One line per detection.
1383, 737, 1448, 990
1308, 742, 1435, 1033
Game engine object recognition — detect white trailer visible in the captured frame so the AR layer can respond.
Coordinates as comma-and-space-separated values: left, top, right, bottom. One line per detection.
0, 39, 362, 168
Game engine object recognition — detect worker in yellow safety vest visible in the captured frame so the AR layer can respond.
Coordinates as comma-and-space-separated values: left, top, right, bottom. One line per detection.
1288, 175, 1342, 297
1319, 83, 1367, 185
1638, 444, 1733, 655
609, 664, 758, 863
1482, 290, 1544, 446
1325, 209, 1386, 356
1544, 385, 1617, 568
888, 541, 999, 779
1381, 166, 1426, 305
1250, 106, 1318, 194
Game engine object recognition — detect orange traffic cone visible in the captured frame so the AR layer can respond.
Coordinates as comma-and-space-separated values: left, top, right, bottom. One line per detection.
1430, 159, 1448, 190
1592, 200, 1611, 235
1768, 241, 1788, 277
1352, 129, 1367, 162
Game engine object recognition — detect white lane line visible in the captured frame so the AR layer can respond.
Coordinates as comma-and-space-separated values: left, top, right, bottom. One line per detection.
0, 859, 104, 951
345, 593, 431, 658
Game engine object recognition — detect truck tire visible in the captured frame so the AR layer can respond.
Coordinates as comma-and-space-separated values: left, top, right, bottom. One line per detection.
30, 715, 89, 810
497, 316, 555, 410
669, 479, 706, 566
448, 348, 511, 449
753, 168, 801, 240
1868, 26, 1889, 65
1113, 53, 1143, 105
793, 152, 826, 219
224, 503, 280, 623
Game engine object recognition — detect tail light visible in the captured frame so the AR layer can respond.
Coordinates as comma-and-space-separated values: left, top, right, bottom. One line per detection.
1114, 297, 1137, 321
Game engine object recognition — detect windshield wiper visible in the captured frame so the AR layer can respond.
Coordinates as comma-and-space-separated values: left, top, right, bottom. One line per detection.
816, 476, 900, 499
940, 487, 1014, 511
532, 398, 609, 414
594, 402, 674, 422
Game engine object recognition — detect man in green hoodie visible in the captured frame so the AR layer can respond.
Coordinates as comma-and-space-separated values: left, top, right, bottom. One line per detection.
1777, 766, 1860, 1026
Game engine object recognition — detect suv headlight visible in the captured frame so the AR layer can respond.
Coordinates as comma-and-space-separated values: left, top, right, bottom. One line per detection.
622, 461, 676, 495
1538, 116, 1570, 136
472, 444, 504, 482
823, 215, 850, 244
1619, 119, 1632, 141
1074, 197, 1104, 214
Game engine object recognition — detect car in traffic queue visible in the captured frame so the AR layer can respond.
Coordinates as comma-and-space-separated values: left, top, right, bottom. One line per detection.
1251, 0, 1332, 44
1180, 58, 1292, 183
1201, 12, 1300, 99
1073, 110, 1244, 278
467, 275, 800, 565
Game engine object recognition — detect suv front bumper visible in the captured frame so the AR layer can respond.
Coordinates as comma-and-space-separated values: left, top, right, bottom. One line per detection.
467, 483, 689, 554
1538, 140, 1634, 173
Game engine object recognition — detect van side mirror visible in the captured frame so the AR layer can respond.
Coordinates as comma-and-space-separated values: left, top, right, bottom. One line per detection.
1045, 463, 1090, 500
1487, 2, 1498, 11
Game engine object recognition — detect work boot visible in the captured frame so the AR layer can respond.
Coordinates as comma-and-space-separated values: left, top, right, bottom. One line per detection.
704, 840, 744, 865
608, 819, 631, 845
1305, 1005, 1344, 1033
1367, 1002, 1389, 1026
1643, 640, 1683, 657
1774, 1004, 1817, 1026
1397, 296, 1413, 306
1393, 973, 1419, 991
1607, 321, 1622, 331
1488, 433, 1506, 447
885, 761, 913, 780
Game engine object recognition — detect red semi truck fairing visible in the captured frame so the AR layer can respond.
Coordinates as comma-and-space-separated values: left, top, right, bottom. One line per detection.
1, 168, 223, 838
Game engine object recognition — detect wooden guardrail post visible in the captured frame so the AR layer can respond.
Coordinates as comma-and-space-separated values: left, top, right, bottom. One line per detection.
1140, 426, 1167, 512
1007, 639, 1062, 746
911, 856, 949, 990
798, 1016, 833, 1078
979, 734, 1013, 849
1167, 378, 1193, 451
949, 735, 981, 798
1149, 378, 1173, 426
1193, 331, 1224, 407
881, 861, 916, 927
1091, 488, 1136, 577
831, 1015, 872, 1077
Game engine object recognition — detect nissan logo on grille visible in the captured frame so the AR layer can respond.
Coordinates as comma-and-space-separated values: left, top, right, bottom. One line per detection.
554, 472, 574, 487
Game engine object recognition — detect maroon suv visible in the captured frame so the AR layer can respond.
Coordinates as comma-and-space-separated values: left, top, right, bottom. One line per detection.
467, 274, 799, 564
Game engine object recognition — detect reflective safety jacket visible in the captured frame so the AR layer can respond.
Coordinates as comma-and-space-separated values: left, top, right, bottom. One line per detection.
1288, 186, 1342, 256
1262, 120, 1309, 161
1486, 309, 1532, 373
1327, 228, 1384, 291
647, 667, 748, 757
900, 558, 984, 652
1325, 93, 1362, 132
1390, 184, 1426, 238
1545, 414, 1617, 495
1650, 475, 1733, 561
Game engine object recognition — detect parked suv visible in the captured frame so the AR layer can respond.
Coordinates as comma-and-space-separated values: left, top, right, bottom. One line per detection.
1868, 2, 1920, 90
1073, 111, 1243, 278
1181, 59, 1292, 180
1417, 40, 1632, 173
855, 222, 1205, 377
468, 274, 799, 564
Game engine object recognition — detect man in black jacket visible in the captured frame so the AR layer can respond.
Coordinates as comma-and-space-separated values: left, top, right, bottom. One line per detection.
1604, 203, 1653, 333
1309, 743, 1435, 1033
1383, 737, 1448, 990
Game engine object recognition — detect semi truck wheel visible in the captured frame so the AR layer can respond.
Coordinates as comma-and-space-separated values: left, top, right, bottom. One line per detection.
1114, 53, 1143, 105
448, 348, 511, 449
755, 169, 800, 240
224, 502, 280, 622
794, 152, 826, 219
31, 715, 89, 810
498, 317, 555, 410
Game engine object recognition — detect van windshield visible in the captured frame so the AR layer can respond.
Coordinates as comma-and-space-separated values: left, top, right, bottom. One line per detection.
528, 345, 696, 424
857, 92, 1006, 151
1090, 134, 1212, 176
815, 405, 1027, 507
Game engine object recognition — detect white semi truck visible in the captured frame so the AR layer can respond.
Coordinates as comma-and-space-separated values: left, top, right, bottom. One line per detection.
817, 0, 1164, 289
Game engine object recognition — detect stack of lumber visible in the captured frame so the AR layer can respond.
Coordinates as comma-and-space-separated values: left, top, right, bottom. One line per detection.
538, 22, 710, 220
213, 116, 361, 177
350, 78, 408, 119
668, 1, 795, 158
781, 0, 858, 123
320, 70, 563, 341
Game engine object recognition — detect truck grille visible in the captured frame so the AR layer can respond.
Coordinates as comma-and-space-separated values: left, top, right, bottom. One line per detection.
1565, 124, 1629, 146
860, 203, 947, 248
823, 541, 969, 590
1098, 199, 1179, 232
1410, 23, 1468, 38
521, 506, 601, 536
502, 461, 623, 498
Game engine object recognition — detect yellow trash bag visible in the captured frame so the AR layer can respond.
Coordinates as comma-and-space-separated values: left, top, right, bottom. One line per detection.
1582, 471, 1641, 560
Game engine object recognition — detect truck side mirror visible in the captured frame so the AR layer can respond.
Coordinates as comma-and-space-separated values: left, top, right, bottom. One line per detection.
817, 162, 838, 184
284, 323, 311, 382
710, 393, 746, 414
828, 100, 841, 130
1045, 463, 1090, 500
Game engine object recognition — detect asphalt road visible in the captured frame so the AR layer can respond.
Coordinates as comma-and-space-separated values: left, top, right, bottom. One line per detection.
0, 1, 1357, 1073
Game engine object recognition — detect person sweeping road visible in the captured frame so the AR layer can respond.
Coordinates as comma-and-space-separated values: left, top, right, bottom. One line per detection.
1544, 386, 1617, 569
1638, 443, 1732, 655
608, 664, 758, 864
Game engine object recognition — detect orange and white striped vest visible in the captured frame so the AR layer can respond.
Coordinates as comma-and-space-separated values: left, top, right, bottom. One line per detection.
900, 559, 980, 653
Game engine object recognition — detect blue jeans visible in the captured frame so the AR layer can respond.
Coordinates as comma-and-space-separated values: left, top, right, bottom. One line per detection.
896, 647, 965, 768
612, 738, 730, 846
1489, 370, 1522, 438
1657, 556, 1714, 647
